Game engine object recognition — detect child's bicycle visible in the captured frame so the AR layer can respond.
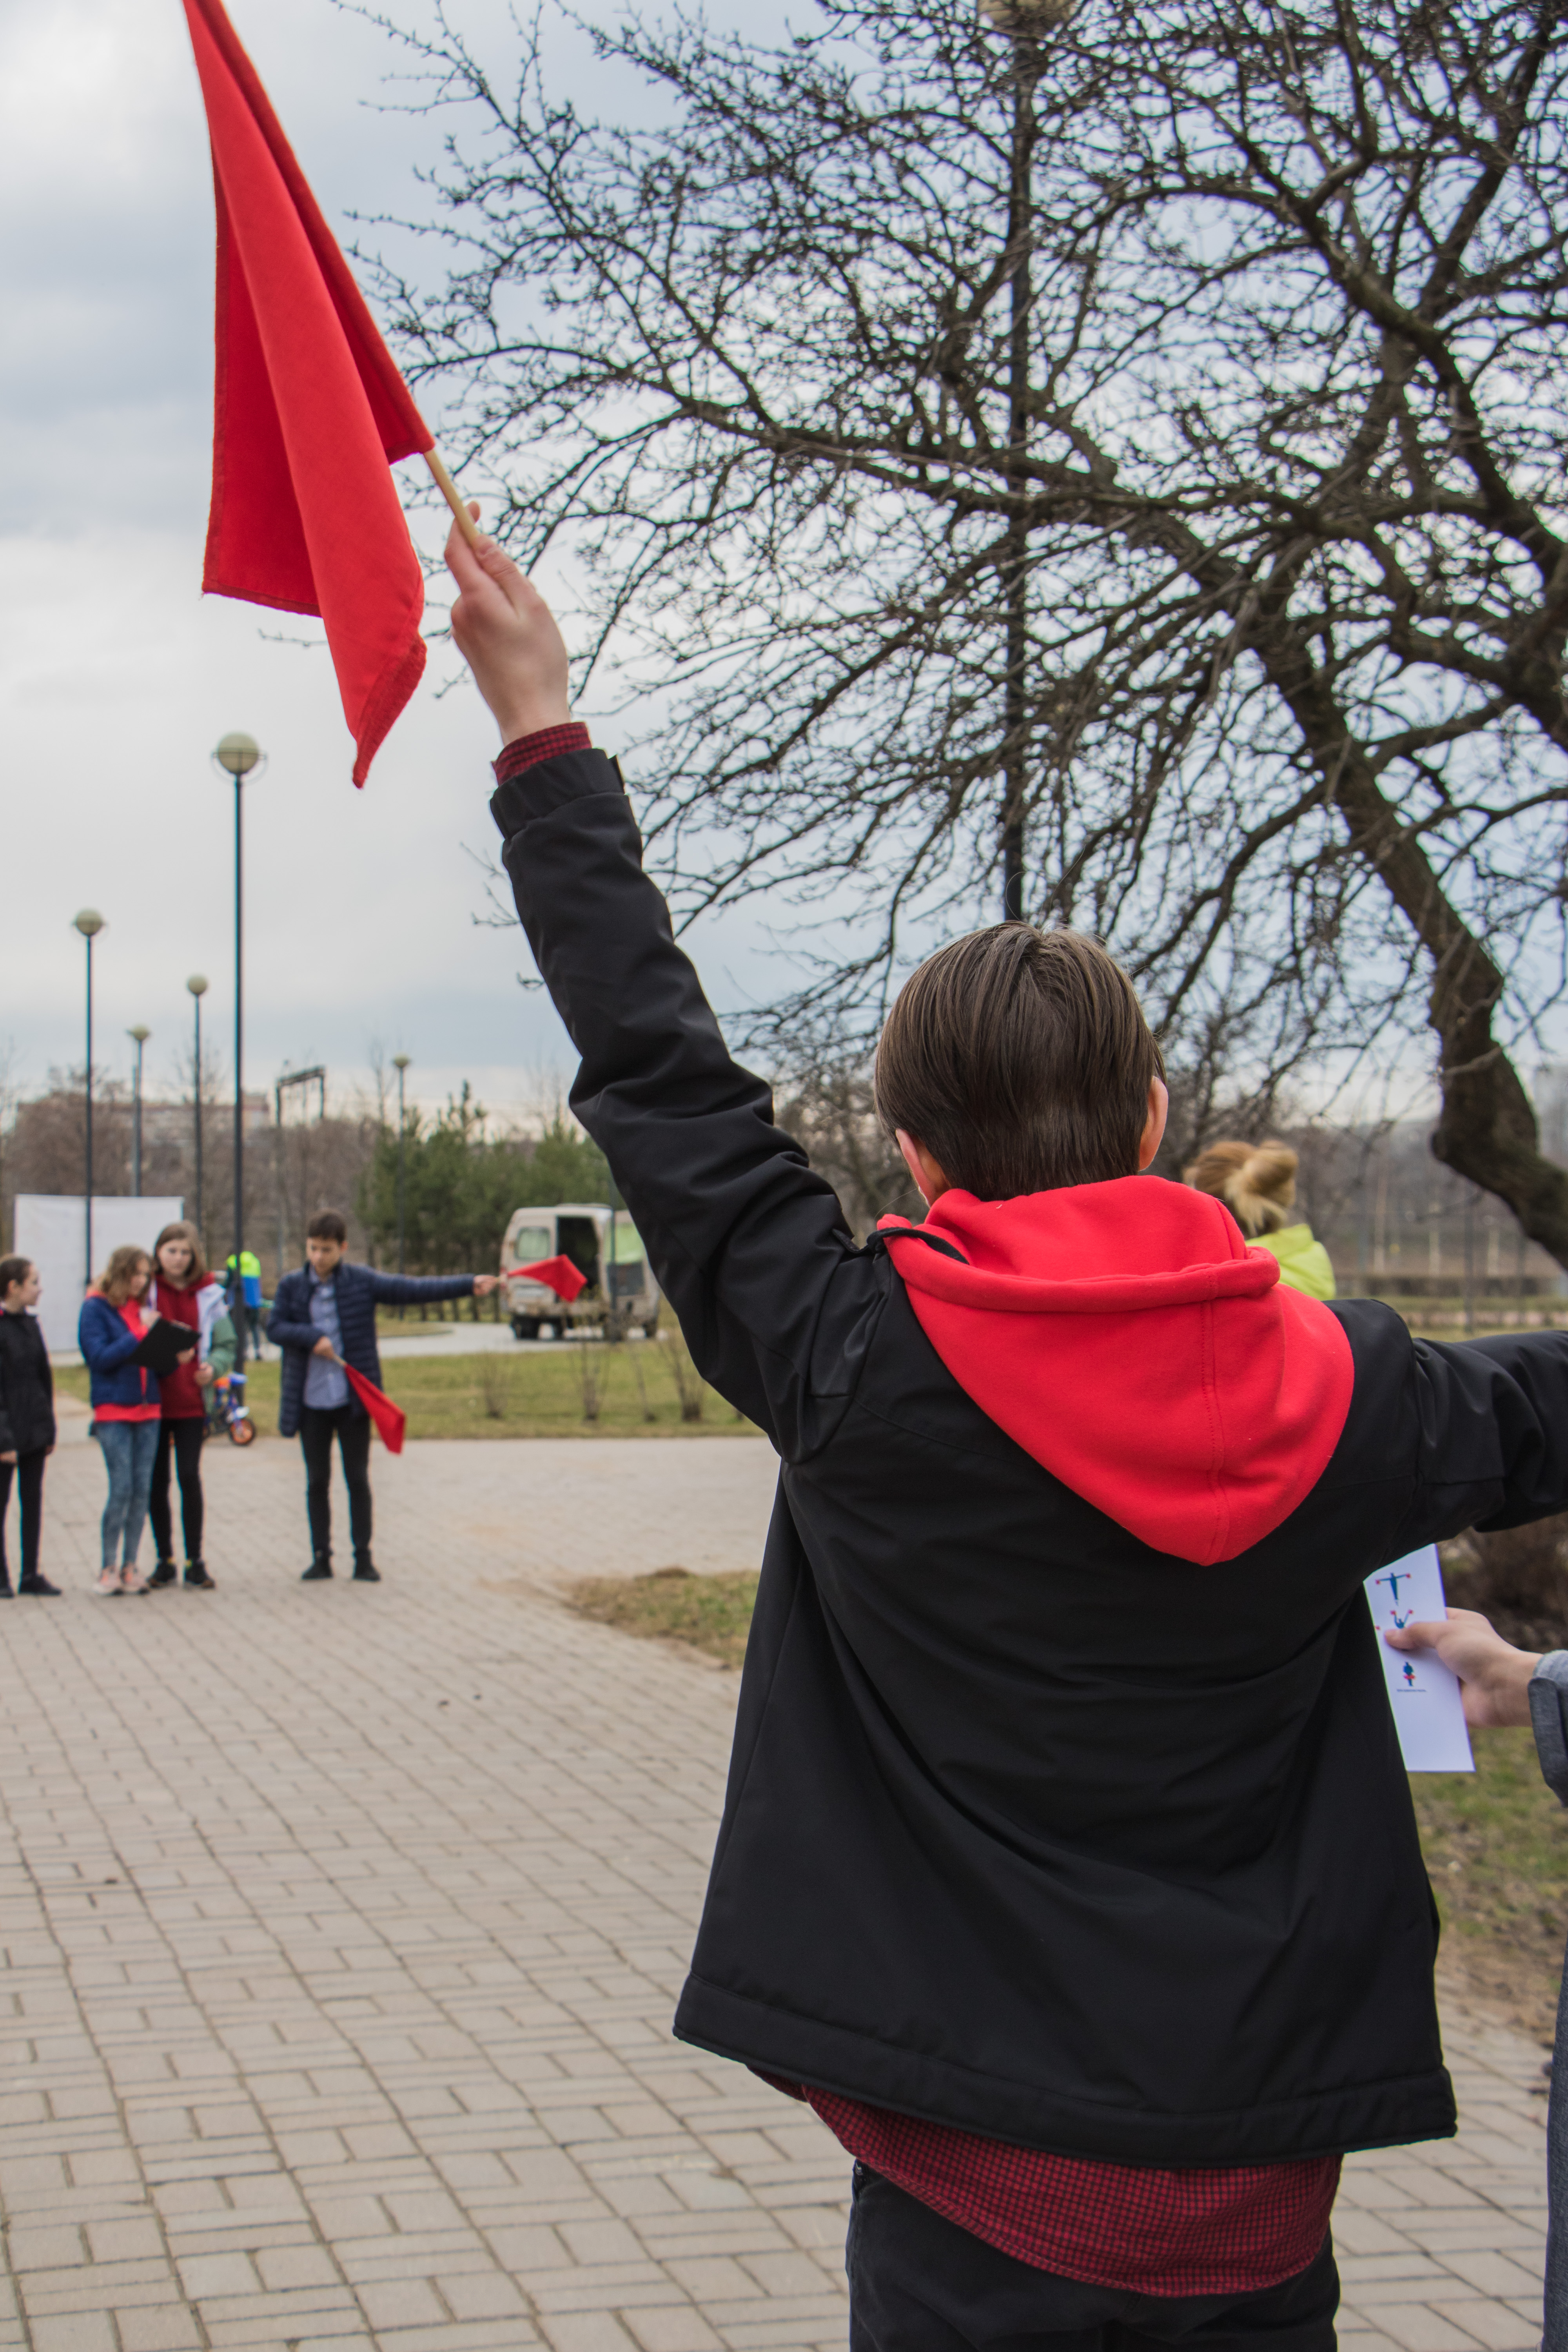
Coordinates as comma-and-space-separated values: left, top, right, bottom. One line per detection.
205, 1370, 256, 1446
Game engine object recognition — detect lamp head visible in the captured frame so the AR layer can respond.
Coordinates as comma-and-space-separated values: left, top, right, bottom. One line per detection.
73, 908, 105, 938
128, 1025, 151, 1045
214, 731, 262, 777
187, 974, 209, 999
392, 1054, 412, 1071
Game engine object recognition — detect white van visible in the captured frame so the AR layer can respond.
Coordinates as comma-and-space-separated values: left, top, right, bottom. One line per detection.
501, 1201, 662, 1341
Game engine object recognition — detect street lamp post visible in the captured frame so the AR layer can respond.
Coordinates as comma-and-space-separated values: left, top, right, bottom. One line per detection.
978, 0, 1068, 919
392, 1055, 411, 1292
73, 910, 105, 1291
214, 733, 261, 1362
187, 969, 208, 1232
187, 976, 208, 1236
127, 1025, 150, 1198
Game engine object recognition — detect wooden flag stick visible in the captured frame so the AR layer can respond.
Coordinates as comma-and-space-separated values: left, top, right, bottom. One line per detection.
423, 448, 485, 549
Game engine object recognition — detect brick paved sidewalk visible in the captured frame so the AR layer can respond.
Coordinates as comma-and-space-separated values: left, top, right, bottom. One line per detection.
0, 1428, 1552, 2351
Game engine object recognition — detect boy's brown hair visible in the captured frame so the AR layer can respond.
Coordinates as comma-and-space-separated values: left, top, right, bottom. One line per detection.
874, 924, 1164, 1199
306, 1209, 348, 1243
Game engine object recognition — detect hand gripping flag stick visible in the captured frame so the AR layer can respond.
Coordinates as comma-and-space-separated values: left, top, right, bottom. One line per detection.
181, 0, 481, 785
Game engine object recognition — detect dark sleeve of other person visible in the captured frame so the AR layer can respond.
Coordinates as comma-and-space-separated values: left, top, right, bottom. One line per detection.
492, 750, 885, 1459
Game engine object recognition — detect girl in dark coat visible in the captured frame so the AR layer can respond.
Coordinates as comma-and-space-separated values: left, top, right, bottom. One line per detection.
0, 1255, 58, 1596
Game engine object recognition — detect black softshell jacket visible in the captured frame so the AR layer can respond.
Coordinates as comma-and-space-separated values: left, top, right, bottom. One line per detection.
0, 1309, 54, 1457
493, 747, 1568, 2169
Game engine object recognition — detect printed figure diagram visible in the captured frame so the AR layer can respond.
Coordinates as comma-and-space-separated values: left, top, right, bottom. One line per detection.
1374, 1570, 1413, 1616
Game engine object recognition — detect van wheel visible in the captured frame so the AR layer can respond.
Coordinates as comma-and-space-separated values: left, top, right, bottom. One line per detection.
511, 1317, 537, 1341
641, 1317, 660, 1339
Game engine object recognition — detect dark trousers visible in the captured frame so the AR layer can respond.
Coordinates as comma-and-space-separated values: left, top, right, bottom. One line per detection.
298, 1405, 373, 1566
149, 1417, 207, 1563
846, 2167, 1339, 2352
0, 1449, 47, 1585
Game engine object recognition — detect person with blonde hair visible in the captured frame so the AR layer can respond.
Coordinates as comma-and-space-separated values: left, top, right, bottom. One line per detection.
1183, 1139, 1336, 1300
78, 1244, 193, 1596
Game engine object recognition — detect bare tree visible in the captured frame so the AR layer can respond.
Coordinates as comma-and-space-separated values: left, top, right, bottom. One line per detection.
372, 0, 1568, 1254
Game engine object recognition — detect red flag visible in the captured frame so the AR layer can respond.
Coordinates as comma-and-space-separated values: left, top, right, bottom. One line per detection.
504, 1256, 589, 1302
182, 0, 433, 784
342, 1364, 407, 1454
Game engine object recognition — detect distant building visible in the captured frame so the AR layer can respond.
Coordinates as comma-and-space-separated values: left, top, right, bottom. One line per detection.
143, 1093, 271, 1148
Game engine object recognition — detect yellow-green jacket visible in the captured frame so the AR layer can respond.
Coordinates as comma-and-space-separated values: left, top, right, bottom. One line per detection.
1258, 1223, 1336, 1301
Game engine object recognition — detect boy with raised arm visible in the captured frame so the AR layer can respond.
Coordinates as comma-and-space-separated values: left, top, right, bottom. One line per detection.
444, 513, 1568, 2352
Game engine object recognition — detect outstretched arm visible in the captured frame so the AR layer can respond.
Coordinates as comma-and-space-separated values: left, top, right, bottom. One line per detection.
445, 518, 883, 1455
364, 1272, 500, 1307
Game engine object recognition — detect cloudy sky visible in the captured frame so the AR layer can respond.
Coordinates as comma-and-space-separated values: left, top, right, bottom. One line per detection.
0, 0, 763, 1128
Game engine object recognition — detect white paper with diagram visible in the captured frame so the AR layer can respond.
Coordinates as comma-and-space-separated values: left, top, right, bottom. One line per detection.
1363, 1545, 1475, 1773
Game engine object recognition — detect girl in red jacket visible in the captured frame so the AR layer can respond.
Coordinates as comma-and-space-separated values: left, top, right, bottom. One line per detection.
147, 1221, 236, 1592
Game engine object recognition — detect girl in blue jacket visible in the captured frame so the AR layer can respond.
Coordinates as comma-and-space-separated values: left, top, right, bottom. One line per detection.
79, 1245, 192, 1595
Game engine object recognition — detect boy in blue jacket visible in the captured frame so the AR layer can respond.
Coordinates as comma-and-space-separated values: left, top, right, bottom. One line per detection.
268, 1210, 500, 1582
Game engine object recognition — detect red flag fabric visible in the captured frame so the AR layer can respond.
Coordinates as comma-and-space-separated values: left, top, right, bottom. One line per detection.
504, 1256, 589, 1302
181, 0, 434, 784
342, 1363, 407, 1454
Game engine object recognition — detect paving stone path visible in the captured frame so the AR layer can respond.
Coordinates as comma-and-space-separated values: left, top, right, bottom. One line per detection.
0, 1416, 1554, 2351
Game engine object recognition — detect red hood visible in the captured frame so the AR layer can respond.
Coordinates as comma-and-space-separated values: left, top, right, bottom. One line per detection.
877, 1177, 1352, 1565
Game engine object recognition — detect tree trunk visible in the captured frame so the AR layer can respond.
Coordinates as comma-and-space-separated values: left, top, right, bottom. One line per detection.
1247, 608, 1568, 1266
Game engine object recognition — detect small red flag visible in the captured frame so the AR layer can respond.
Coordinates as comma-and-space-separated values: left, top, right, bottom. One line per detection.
181, 0, 433, 784
342, 1364, 407, 1454
504, 1256, 589, 1302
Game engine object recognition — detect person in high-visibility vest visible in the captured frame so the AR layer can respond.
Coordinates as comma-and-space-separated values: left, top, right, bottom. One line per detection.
224, 1249, 265, 1356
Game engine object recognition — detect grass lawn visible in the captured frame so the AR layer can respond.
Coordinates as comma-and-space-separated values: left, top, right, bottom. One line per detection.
53, 1341, 753, 1441
570, 1568, 762, 1670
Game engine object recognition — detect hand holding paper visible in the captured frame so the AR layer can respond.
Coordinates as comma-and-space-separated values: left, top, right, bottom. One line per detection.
1385, 1607, 1541, 1729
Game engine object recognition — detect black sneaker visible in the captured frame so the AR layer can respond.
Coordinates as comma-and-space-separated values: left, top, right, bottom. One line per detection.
149, 1562, 179, 1589
301, 1561, 333, 1581
352, 1562, 381, 1583
18, 1576, 60, 1597
184, 1564, 216, 1591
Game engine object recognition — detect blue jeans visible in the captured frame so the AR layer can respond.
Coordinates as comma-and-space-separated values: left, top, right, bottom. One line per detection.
95, 1420, 160, 1570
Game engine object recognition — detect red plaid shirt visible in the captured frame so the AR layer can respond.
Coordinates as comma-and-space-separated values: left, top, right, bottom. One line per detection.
784, 2084, 1338, 2296
494, 724, 1340, 2298
494, 722, 593, 781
